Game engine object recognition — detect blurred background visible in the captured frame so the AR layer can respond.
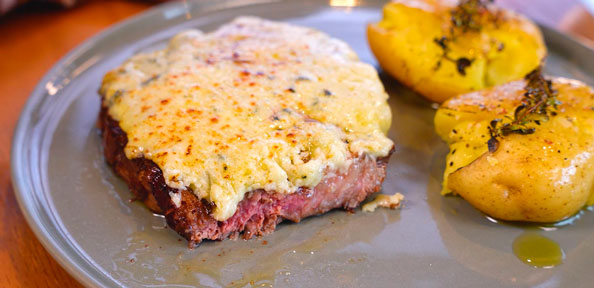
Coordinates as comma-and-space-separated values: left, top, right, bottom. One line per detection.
0, 0, 593, 287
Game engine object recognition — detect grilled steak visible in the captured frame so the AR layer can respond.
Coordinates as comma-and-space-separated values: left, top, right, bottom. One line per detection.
99, 17, 394, 246
100, 107, 391, 245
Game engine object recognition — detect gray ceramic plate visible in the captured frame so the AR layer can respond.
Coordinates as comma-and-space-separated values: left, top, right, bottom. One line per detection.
11, 0, 594, 287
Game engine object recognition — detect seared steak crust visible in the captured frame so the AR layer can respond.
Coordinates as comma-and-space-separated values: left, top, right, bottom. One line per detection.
99, 107, 392, 246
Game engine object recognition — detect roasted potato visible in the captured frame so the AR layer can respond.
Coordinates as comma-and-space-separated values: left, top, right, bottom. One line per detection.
367, 0, 546, 103
435, 77, 594, 222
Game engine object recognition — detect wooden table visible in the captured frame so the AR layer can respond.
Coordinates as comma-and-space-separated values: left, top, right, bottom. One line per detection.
0, 0, 592, 286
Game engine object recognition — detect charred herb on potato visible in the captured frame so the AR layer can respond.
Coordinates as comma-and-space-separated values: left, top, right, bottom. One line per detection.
487, 67, 561, 152
433, 37, 475, 76
451, 0, 494, 32
434, 0, 498, 76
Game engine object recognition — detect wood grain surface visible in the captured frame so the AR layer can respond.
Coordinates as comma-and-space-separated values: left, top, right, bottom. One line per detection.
0, 0, 592, 286
0, 1, 152, 286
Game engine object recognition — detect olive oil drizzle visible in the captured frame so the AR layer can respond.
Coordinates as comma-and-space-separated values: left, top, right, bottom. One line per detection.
513, 232, 564, 268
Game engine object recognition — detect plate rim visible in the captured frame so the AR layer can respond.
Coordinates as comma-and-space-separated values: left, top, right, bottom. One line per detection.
10, 1, 594, 287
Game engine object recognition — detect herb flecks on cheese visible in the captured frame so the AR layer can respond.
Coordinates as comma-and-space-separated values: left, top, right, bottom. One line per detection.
100, 17, 393, 220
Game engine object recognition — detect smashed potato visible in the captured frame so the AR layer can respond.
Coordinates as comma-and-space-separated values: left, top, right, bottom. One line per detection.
367, 0, 546, 103
435, 77, 594, 222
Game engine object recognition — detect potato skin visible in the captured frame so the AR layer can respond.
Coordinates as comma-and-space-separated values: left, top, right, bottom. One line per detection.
367, 0, 546, 103
436, 78, 594, 222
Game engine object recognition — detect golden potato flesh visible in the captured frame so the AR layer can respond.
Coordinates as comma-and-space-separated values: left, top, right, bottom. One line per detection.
367, 0, 546, 103
435, 78, 594, 222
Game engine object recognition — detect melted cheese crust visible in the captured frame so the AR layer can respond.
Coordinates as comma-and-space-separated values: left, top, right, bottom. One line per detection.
100, 17, 393, 220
